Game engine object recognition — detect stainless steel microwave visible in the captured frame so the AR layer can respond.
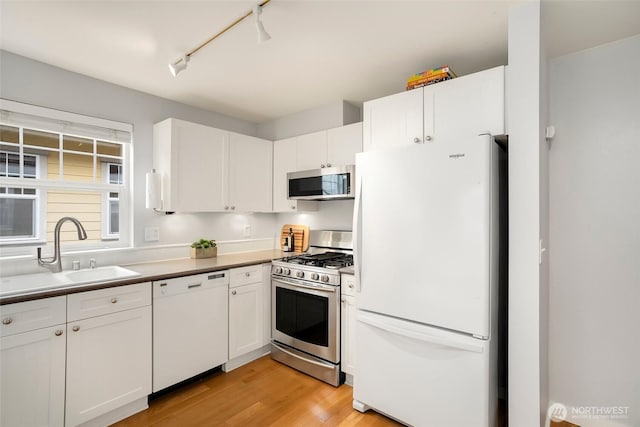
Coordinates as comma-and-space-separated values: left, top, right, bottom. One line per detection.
287, 165, 355, 201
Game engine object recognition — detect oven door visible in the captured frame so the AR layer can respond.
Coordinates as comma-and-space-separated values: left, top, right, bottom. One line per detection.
271, 276, 340, 363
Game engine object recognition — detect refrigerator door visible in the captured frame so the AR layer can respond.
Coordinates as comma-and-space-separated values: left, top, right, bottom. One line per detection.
354, 134, 493, 337
353, 310, 496, 427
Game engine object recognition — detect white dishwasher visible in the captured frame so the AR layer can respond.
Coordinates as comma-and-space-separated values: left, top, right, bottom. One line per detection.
153, 270, 229, 392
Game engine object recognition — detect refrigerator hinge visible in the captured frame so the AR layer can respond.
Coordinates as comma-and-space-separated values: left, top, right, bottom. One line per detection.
472, 334, 488, 340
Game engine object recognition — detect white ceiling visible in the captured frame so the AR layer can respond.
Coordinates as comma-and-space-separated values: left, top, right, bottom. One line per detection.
1, 1, 639, 123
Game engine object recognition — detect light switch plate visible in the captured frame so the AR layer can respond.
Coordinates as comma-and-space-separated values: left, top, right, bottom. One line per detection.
243, 225, 251, 237
145, 227, 160, 242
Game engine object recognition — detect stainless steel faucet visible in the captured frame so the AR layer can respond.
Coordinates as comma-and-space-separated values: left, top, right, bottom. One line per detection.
37, 217, 88, 273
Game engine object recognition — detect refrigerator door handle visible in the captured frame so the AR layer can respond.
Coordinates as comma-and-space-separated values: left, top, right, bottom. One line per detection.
358, 312, 484, 353
353, 175, 363, 292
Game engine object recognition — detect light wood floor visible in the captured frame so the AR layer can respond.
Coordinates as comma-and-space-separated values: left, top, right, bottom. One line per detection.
114, 355, 401, 426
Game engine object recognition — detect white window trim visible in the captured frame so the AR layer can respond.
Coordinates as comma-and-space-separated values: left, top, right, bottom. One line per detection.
101, 162, 122, 241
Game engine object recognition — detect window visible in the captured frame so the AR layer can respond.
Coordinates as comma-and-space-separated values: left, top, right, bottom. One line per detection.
0, 100, 132, 255
0, 152, 39, 239
102, 162, 122, 238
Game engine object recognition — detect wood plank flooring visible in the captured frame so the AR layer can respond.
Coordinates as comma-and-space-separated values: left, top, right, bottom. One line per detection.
114, 355, 401, 426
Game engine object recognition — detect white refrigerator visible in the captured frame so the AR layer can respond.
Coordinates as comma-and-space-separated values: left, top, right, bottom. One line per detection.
352, 134, 504, 426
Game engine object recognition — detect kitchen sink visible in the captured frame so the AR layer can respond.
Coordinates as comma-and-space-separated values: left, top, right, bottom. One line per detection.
0, 266, 141, 298
61, 265, 141, 284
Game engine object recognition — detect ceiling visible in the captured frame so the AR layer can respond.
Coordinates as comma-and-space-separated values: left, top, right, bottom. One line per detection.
1, 1, 639, 124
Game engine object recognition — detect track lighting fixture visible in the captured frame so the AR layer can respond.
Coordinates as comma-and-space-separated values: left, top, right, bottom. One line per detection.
168, 0, 271, 77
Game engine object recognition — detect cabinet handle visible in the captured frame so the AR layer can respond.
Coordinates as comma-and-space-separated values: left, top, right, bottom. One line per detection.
349, 283, 354, 289
232, 290, 237, 295
2, 317, 12, 325
291, 205, 296, 210
224, 206, 229, 210
320, 164, 326, 168
231, 206, 236, 210
245, 272, 251, 277
72, 325, 80, 332
425, 135, 432, 141
111, 297, 118, 304
188, 283, 202, 289
326, 163, 331, 167
55, 330, 63, 336
413, 137, 422, 144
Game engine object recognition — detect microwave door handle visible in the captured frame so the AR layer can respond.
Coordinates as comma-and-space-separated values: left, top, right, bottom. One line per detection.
353, 175, 363, 292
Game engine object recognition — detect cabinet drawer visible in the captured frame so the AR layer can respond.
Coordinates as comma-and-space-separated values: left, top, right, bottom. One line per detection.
1, 296, 66, 337
230, 265, 263, 288
67, 282, 151, 321
341, 274, 356, 297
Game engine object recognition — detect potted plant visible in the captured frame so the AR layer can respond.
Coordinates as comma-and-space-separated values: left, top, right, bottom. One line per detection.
190, 238, 217, 259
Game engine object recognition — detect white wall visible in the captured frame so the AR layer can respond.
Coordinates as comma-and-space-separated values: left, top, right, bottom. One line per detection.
548, 34, 640, 427
507, 1, 550, 425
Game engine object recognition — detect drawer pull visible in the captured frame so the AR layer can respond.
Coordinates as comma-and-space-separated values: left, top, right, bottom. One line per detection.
111, 298, 118, 304
188, 283, 202, 289
245, 272, 251, 277
232, 290, 237, 296
72, 325, 80, 332
2, 317, 12, 325
55, 330, 63, 336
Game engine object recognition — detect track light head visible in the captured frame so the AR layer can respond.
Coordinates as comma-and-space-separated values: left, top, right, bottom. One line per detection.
169, 55, 190, 77
253, 4, 271, 43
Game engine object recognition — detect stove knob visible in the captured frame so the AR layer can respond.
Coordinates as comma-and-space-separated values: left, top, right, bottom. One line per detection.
311, 273, 319, 280
320, 275, 330, 283
296, 271, 305, 279
283, 268, 290, 275
274, 267, 282, 274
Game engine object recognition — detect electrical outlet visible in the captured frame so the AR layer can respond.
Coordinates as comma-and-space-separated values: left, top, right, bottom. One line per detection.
144, 227, 160, 242
243, 225, 251, 237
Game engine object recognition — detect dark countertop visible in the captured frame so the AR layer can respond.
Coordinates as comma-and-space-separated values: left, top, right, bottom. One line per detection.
1, 249, 285, 305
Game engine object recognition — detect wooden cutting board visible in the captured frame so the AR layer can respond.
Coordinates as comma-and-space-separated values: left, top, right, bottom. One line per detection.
280, 224, 309, 252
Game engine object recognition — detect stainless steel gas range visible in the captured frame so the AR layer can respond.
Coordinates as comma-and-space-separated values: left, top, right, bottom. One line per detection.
271, 230, 353, 386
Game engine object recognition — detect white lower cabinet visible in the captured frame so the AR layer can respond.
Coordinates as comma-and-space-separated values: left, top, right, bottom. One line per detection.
1, 324, 66, 427
1, 296, 67, 427
341, 273, 356, 379
228, 265, 265, 359
66, 283, 152, 427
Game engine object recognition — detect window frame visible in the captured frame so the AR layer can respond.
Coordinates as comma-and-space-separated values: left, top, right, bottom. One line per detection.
101, 162, 123, 240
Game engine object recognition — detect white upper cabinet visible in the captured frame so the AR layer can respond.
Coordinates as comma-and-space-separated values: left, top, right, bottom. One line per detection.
296, 130, 328, 171
328, 122, 363, 166
363, 89, 424, 151
153, 118, 273, 213
228, 133, 273, 212
153, 118, 227, 212
364, 66, 504, 151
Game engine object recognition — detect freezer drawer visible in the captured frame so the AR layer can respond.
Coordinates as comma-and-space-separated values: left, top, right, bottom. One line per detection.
353, 310, 497, 427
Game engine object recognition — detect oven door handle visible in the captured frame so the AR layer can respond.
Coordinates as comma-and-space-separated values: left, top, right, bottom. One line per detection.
271, 341, 336, 369
272, 277, 337, 293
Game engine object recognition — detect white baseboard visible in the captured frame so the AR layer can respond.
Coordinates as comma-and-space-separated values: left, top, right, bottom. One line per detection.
223, 345, 271, 372
77, 397, 148, 427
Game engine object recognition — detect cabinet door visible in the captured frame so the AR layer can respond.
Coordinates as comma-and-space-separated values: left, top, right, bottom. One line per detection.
341, 295, 356, 376
1, 325, 66, 427
363, 89, 423, 151
229, 282, 263, 359
327, 122, 362, 167
66, 306, 152, 427
273, 137, 298, 212
154, 119, 228, 212
296, 130, 327, 170
432, 66, 505, 141
228, 133, 273, 212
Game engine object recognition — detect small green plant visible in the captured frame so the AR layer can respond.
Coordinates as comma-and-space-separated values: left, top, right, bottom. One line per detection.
191, 238, 217, 249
